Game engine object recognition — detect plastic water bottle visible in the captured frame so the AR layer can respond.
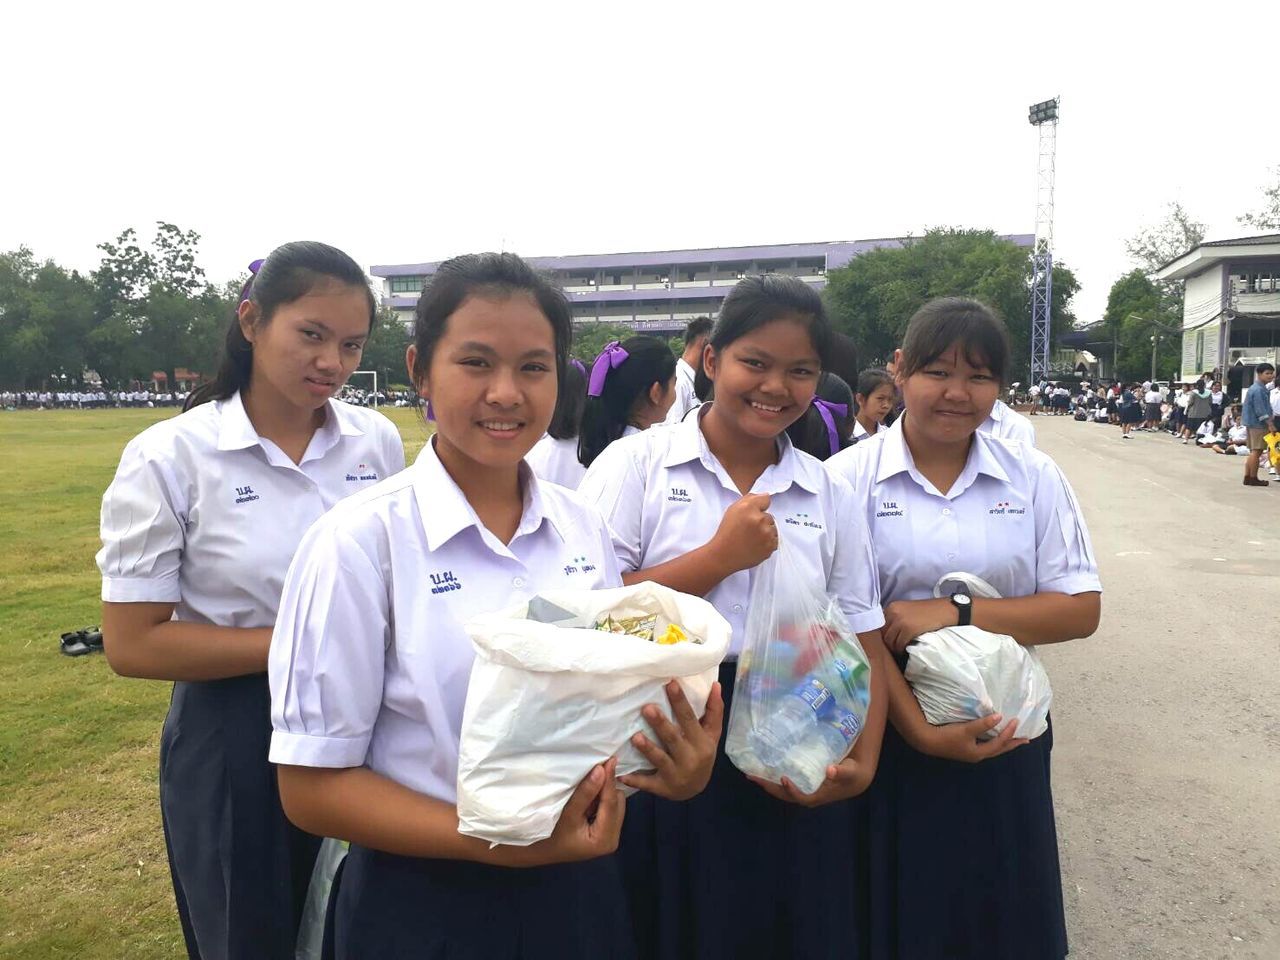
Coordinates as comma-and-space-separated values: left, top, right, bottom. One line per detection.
748, 676, 835, 769
777, 708, 863, 794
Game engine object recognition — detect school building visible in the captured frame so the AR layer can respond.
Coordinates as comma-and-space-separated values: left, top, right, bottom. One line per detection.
370, 237, 1035, 334
1155, 233, 1280, 390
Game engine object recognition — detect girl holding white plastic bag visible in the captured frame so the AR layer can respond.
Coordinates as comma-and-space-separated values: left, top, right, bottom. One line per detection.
825, 298, 1101, 960
267, 253, 721, 960
579, 275, 888, 960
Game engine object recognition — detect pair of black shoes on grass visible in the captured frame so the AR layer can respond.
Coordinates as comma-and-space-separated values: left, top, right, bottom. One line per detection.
60, 627, 103, 657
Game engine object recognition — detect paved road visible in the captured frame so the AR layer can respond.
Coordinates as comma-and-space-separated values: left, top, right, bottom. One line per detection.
1033, 415, 1280, 959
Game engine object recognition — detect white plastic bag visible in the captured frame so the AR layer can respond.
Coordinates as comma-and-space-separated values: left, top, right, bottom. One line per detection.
725, 534, 872, 794
904, 572, 1052, 740
458, 581, 731, 846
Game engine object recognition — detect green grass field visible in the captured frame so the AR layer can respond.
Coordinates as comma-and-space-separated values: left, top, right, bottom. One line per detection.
0, 406, 430, 958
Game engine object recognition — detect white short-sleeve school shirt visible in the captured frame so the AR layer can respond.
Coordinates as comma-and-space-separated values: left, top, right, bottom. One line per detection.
825, 416, 1100, 605
525, 434, 587, 490
267, 440, 623, 801
663, 358, 699, 425
978, 399, 1037, 447
96, 391, 405, 628
577, 407, 884, 657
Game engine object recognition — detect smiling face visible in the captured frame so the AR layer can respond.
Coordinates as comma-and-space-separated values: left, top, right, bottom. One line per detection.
241, 280, 371, 412
410, 292, 558, 473
703, 316, 822, 441
898, 345, 1001, 446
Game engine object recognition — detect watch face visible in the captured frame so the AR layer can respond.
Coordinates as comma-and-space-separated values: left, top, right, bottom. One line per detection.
953, 594, 972, 606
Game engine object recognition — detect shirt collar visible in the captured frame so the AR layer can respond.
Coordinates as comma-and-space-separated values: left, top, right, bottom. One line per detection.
661, 404, 822, 495
988, 399, 1008, 422
216, 391, 365, 461
875, 414, 1010, 498
676, 357, 696, 385
412, 438, 562, 553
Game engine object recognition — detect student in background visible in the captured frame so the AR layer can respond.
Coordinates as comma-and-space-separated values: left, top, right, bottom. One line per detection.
664, 317, 713, 424
576, 336, 676, 469
786, 371, 857, 460
852, 367, 896, 441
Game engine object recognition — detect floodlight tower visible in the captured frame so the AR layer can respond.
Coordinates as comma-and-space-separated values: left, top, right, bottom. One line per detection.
1028, 97, 1059, 384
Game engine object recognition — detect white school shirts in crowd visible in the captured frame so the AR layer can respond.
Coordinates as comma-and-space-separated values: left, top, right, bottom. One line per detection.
96, 391, 405, 626
267, 440, 623, 801
526, 426, 646, 491
577, 407, 884, 658
1269, 386, 1280, 418
977, 399, 1036, 447
1144, 389, 1161, 405
525, 434, 587, 490
825, 416, 1100, 604
663, 357, 699, 425
852, 419, 879, 441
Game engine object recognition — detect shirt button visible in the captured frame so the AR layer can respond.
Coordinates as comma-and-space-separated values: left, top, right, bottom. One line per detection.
942, 508, 953, 516
732, 603, 743, 613
513, 577, 525, 588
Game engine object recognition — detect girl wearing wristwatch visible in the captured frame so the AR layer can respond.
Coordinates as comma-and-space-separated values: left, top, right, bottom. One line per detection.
826, 297, 1101, 960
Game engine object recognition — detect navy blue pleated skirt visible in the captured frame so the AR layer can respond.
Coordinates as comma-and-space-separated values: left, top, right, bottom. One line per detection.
618, 661, 864, 960
159, 673, 321, 960
856, 705, 1067, 960
326, 844, 635, 959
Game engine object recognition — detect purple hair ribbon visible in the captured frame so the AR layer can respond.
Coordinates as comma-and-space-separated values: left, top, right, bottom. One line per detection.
238, 258, 265, 305
812, 398, 849, 456
426, 399, 435, 422
571, 358, 587, 377
587, 341, 629, 397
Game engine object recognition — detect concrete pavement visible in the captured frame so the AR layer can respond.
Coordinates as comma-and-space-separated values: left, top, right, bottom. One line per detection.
1034, 414, 1280, 959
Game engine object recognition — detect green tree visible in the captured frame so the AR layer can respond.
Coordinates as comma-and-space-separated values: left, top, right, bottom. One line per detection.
0, 248, 96, 388
569, 322, 636, 364
359, 309, 414, 390
821, 228, 1077, 381
1239, 166, 1280, 232
1102, 270, 1179, 382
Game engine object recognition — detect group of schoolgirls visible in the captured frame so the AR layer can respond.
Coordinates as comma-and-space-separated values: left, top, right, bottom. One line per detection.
96, 241, 1102, 960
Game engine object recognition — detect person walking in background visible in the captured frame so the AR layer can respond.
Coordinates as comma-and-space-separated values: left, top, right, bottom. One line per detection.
1182, 380, 1212, 445
1242, 363, 1276, 487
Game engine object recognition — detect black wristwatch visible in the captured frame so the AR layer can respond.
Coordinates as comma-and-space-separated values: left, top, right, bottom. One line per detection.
950, 587, 973, 627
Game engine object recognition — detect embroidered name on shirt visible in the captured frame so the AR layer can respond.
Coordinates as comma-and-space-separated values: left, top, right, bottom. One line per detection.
563, 554, 598, 576
667, 486, 692, 503
234, 485, 260, 504
345, 462, 379, 482
429, 570, 462, 594
988, 500, 1026, 516
783, 512, 825, 530
875, 500, 904, 518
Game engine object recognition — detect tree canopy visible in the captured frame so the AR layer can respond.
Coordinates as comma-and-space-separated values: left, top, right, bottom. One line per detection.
821, 228, 1077, 379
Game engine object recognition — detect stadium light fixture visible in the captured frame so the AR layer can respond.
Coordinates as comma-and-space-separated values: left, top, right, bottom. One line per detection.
1028, 98, 1059, 126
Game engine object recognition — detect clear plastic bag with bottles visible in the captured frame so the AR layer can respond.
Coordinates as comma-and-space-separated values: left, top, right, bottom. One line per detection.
726, 533, 873, 794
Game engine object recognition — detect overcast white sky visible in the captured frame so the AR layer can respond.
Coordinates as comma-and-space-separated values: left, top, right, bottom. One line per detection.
2, 1, 1276, 326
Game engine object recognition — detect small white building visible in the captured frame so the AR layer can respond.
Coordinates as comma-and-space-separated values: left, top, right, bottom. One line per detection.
1156, 234, 1280, 386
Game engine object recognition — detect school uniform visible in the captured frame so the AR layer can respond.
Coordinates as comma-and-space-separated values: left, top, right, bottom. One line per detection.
96, 391, 405, 960
524, 434, 587, 490
853, 419, 879, 442
662, 357, 699, 425
977, 399, 1036, 446
826, 416, 1100, 960
578, 405, 884, 960
268, 438, 633, 960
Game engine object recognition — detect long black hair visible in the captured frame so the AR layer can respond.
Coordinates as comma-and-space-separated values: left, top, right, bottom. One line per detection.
408, 252, 574, 419
694, 274, 833, 401
577, 336, 676, 468
185, 241, 376, 410
548, 360, 588, 441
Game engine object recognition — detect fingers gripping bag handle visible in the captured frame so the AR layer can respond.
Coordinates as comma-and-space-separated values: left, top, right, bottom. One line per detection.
725, 532, 873, 794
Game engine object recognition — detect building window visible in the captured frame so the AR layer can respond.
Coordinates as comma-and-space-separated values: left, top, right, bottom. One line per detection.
390, 275, 426, 294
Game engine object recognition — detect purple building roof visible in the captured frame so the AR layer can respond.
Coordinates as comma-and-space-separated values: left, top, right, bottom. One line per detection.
371, 236, 1034, 278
